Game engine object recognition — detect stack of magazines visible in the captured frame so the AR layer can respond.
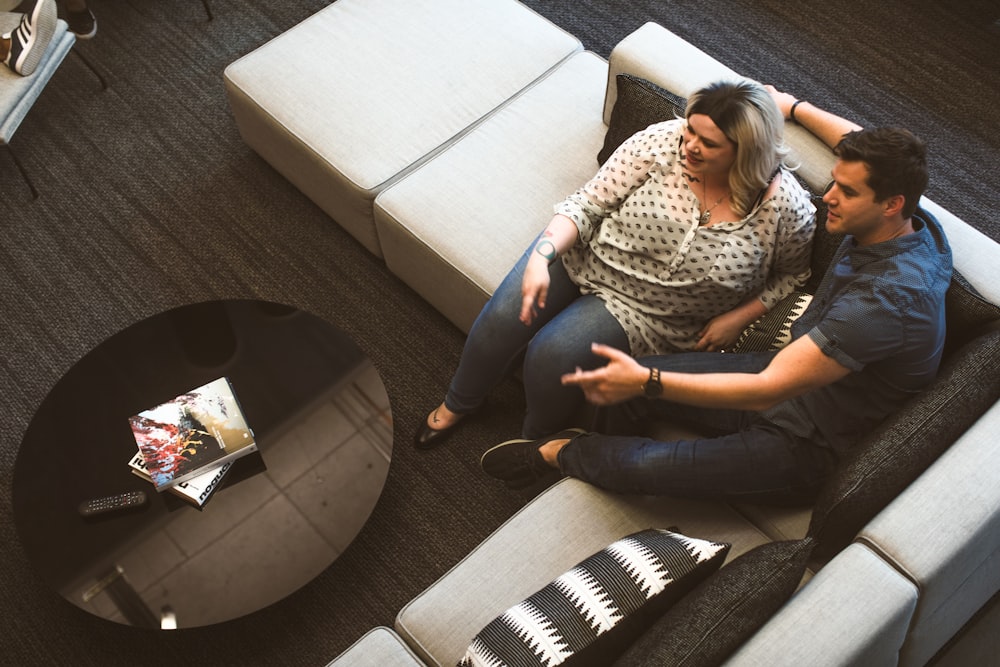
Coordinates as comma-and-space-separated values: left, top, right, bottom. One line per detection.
127, 377, 257, 508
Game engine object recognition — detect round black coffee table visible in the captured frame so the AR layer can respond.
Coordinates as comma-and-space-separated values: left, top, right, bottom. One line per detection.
13, 300, 392, 628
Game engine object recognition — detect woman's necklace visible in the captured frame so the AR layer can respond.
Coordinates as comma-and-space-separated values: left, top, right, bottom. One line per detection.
699, 179, 729, 226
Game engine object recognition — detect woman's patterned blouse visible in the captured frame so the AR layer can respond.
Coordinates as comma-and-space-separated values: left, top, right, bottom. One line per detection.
556, 119, 816, 356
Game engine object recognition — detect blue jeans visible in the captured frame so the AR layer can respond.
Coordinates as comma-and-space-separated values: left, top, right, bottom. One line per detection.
446, 240, 630, 438
557, 351, 837, 502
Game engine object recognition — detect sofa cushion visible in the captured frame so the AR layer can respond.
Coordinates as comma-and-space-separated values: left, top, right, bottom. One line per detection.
459, 528, 729, 667
614, 538, 814, 666
597, 74, 686, 166
808, 327, 1000, 562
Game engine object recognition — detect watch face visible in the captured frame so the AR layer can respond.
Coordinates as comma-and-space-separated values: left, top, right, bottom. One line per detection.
644, 378, 663, 397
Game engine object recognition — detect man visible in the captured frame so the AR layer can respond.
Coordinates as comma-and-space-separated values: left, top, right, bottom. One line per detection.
480, 91, 953, 500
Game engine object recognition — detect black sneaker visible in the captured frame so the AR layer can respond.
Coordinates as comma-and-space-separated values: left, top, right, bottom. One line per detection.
481, 428, 585, 489
64, 6, 96, 39
2, 0, 56, 76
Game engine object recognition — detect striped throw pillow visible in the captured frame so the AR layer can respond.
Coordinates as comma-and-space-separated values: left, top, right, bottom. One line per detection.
458, 528, 730, 667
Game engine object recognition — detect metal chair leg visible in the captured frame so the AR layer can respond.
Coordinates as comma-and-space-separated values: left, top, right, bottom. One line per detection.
4, 144, 40, 200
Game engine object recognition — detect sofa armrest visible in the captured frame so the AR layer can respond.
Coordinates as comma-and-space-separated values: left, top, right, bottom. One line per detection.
920, 198, 1000, 305
857, 401, 1000, 666
604, 22, 740, 122
723, 543, 917, 666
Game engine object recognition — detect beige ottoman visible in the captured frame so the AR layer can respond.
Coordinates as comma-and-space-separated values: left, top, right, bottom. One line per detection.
223, 0, 581, 256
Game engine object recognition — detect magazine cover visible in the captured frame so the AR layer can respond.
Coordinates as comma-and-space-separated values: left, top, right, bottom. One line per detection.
128, 450, 232, 507
128, 377, 256, 491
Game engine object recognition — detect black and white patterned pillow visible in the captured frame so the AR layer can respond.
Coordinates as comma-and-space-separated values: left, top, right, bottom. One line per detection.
731, 291, 813, 353
458, 528, 730, 667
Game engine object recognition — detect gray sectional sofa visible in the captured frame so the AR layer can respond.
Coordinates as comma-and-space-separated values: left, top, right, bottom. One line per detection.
223, 1, 1000, 664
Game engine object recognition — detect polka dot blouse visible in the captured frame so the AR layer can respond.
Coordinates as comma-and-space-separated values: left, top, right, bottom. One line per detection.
556, 119, 816, 356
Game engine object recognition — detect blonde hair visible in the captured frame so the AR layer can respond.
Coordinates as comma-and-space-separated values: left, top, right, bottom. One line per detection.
686, 80, 790, 217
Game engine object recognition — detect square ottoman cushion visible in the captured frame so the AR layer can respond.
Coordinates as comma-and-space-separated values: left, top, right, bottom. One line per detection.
224, 0, 581, 255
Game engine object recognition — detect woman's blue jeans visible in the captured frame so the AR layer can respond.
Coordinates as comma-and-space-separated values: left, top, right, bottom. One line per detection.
557, 350, 837, 501
446, 240, 629, 438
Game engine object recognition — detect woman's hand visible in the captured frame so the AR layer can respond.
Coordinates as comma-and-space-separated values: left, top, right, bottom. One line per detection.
519, 255, 552, 325
695, 298, 767, 352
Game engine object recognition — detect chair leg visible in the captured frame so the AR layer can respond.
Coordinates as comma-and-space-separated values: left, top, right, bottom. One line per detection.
72, 47, 108, 90
4, 144, 40, 200
201, 0, 213, 21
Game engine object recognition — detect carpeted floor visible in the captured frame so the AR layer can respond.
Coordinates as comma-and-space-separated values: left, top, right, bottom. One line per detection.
1, 0, 998, 664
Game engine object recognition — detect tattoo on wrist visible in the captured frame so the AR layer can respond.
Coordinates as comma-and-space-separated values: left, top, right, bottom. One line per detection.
535, 239, 557, 262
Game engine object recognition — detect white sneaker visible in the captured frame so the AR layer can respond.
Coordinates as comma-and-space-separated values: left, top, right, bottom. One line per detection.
2, 0, 57, 77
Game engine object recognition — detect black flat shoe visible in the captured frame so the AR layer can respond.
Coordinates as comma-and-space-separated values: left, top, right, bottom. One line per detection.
413, 409, 465, 450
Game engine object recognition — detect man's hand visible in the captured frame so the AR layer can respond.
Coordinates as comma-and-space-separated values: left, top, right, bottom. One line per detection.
765, 85, 798, 120
561, 343, 647, 406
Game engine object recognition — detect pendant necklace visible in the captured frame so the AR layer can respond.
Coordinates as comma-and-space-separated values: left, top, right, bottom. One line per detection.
699, 180, 728, 226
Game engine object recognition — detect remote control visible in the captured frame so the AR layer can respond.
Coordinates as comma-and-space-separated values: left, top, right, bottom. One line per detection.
78, 490, 148, 517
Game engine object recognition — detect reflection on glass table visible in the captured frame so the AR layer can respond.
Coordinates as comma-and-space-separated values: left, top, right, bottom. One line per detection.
13, 300, 392, 628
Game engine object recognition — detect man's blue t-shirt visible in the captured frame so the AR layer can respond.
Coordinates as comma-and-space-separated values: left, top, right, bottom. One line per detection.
761, 207, 953, 454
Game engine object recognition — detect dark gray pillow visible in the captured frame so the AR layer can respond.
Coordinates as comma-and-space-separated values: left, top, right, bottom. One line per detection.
598, 74, 686, 166
804, 193, 843, 293
459, 528, 730, 667
943, 272, 1000, 357
808, 327, 1000, 562
614, 538, 815, 666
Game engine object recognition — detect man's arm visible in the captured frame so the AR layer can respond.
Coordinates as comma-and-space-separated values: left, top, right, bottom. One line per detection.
765, 85, 862, 150
562, 339, 851, 411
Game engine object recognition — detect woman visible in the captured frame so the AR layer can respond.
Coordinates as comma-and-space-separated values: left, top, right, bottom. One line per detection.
415, 79, 816, 447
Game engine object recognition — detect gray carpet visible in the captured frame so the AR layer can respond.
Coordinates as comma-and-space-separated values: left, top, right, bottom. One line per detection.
1, 0, 998, 664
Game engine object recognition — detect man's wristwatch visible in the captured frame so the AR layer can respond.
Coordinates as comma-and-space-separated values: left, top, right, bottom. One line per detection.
643, 367, 663, 397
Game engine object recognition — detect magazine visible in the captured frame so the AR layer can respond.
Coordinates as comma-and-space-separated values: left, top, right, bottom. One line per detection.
127, 450, 232, 507
128, 377, 257, 491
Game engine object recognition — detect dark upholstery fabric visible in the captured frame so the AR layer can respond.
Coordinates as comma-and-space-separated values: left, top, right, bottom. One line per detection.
613, 538, 815, 667
598, 74, 686, 166
808, 328, 1000, 562
459, 528, 730, 667
804, 195, 842, 293
943, 273, 1000, 357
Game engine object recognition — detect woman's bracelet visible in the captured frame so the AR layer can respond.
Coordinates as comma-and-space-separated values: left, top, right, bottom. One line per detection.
790, 99, 805, 125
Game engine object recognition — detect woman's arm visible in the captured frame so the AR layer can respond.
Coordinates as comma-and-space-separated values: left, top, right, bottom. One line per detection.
556, 120, 679, 243
694, 294, 769, 352
520, 214, 579, 325
765, 85, 863, 150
